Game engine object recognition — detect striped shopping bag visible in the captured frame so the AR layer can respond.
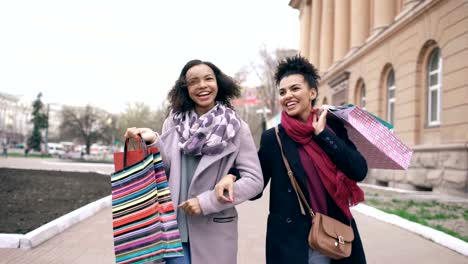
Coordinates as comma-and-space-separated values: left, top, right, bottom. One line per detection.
112, 137, 183, 264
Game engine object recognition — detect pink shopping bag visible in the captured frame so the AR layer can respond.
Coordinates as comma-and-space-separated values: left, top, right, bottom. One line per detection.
328, 106, 413, 170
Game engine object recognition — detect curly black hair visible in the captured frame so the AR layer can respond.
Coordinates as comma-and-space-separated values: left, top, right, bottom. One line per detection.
275, 55, 321, 106
167, 60, 241, 114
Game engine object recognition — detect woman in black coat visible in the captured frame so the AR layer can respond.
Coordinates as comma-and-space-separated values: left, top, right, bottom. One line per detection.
252, 55, 368, 264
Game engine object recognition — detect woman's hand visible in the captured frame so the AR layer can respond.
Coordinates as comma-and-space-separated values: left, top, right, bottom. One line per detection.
124, 127, 158, 144
312, 105, 330, 135
215, 174, 236, 203
178, 198, 202, 216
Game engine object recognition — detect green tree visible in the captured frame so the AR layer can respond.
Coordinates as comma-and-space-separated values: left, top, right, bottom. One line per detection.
27, 93, 48, 151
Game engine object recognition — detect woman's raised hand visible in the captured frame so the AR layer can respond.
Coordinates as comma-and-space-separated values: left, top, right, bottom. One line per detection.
312, 105, 330, 136
124, 127, 158, 144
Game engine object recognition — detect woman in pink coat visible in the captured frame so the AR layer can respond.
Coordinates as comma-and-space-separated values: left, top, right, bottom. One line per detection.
125, 59, 263, 264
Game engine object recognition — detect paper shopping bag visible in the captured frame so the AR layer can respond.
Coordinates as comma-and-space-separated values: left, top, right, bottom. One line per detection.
328, 105, 413, 170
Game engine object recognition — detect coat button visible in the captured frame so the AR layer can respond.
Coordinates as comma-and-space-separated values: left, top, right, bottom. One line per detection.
287, 188, 292, 193
286, 217, 292, 224
325, 137, 330, 141
330, 140, 334, 144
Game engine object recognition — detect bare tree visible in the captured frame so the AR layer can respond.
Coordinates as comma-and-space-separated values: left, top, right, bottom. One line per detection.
59, 105, 110, 154
251, 47, 297, 117
117, 102, 168, 144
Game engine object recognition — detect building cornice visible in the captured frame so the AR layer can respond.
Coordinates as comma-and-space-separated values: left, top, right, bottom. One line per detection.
289, 0, 311, 9
289, 0, 301, 9
320, 0, 443, 83
412, 143, 468, 152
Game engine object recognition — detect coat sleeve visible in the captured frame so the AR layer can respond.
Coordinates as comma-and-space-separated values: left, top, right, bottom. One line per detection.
250, 129, 274, 200
147, 117, 172, 175
197, 122, 264, 215
312, 117, 368, 182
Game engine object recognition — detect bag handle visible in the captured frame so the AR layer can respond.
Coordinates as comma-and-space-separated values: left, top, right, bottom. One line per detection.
123, 135, 148, 169
274, 126, 315, 218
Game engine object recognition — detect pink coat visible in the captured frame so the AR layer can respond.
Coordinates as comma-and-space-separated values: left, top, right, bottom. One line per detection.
153, 115, 263, 264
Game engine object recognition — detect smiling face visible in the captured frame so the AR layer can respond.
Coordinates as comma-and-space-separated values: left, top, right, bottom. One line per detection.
185, 64, 219, 115
278, 74, 317, 123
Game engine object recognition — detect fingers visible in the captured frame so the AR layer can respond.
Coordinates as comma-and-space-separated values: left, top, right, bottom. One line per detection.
124, 127, 139, 139
312, 109, 319, 126
215, 184, 232, 203
178, 201, 187, 209
178, 199, 201, 216
318, 106, 328, 123
178, 201, 190, 214
228, 184, 234, 202
312, 106, 328, 135
215, 185, 226, 202
321, 104, 331, 110
124, 128, 157, 144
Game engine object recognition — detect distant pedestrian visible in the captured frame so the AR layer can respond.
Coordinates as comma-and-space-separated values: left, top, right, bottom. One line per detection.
24, 147, 30, 157
1, 139, 8, 158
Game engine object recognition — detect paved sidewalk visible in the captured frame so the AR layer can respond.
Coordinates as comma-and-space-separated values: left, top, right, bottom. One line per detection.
1, 195, 467, 264
0, 209, 114, 264
1, 158, 466, 263
0, 157, 114, 174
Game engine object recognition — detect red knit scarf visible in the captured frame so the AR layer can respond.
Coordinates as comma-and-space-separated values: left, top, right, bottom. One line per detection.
281, 110, 364, 219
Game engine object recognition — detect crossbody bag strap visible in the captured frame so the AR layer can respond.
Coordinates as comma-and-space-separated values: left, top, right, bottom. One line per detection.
274, 126, 315, 218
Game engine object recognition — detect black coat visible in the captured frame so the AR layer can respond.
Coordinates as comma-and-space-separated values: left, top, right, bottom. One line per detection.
253, 117, 368, 264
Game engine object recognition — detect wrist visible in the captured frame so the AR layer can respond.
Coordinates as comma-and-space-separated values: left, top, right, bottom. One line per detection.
145, 132, 159, 145
314, 128, 324, 136
227, 174, 237, 181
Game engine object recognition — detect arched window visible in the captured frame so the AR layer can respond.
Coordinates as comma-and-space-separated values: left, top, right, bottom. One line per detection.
360, 84, 366, 110
387, 70, 396, 125
427, 48, 442, 126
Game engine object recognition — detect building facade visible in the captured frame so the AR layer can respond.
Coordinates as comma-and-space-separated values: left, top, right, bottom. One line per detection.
0, 92, 32, 145
289, 0, 468, 196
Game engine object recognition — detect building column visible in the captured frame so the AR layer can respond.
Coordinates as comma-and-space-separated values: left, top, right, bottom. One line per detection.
373, 0, 396, 32
333, 0, 350, 63
299, 1, 312, 58
350, 0, 370, 50
319, 0, 334, 72
308, 0, 322, 68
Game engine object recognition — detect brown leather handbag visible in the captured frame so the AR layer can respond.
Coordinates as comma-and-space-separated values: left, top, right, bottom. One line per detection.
274, 126, 354, 260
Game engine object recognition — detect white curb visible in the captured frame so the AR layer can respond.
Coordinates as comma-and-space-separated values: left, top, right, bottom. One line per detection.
0, 195, 111, 249
352, 203, 468, 256
0, 234, 23, 248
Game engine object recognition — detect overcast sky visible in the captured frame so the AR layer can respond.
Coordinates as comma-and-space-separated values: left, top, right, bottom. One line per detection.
0, 0, 298, 113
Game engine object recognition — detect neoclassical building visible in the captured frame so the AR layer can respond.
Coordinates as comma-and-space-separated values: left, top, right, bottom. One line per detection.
0, 92, 33, 145
289, 0, 468, 196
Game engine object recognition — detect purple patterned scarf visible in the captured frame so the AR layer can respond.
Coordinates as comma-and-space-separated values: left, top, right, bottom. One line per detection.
173, 103, 241, 156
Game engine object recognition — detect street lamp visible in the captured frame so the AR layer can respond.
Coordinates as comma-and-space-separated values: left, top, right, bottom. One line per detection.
44, 103, 61, 155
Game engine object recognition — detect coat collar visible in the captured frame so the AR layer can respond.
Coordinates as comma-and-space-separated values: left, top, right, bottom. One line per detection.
277, 125, 311, 204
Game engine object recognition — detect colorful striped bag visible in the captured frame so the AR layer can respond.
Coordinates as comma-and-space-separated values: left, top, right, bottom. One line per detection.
112, 137, 183, 263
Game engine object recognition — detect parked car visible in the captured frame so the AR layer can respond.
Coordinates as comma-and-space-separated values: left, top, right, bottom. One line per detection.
47, 143, 65, 158
15, 143, 25, 149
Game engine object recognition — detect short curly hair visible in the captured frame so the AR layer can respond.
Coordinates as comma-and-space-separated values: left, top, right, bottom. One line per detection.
275, 55, 321, 106
167, 60, 241, 114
